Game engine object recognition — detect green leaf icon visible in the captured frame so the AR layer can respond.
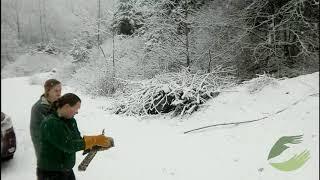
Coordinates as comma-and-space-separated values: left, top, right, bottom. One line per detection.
270, 150, 310, 171
268, 135, 303, 160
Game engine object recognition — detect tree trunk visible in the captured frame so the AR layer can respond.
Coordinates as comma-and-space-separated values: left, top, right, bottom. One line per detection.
112, 30, 115, 79
207, 49, 212, 73
38, 0, 44, 43
70, 0, 74, 13
16, 12, 21, 40
97, 0, 101, 46
111, 16, 116, 93
185, 0, 190, 68
283, 24, 293, 65
272, 14, 280, 75
43, 0, 49, 42
29, 15, 32, 43
15, 0, 21, 41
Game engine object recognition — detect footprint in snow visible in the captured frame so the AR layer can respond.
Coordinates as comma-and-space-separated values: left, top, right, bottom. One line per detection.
258, 168, 264, 172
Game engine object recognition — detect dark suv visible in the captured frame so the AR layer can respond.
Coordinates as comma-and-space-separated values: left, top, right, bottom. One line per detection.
1, 112, 16, 160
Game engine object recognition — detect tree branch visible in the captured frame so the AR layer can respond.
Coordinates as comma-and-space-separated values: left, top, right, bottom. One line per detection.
184, 92, 319, 134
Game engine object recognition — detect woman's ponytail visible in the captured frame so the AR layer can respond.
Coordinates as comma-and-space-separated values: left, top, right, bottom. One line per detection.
50, 100, 59, 112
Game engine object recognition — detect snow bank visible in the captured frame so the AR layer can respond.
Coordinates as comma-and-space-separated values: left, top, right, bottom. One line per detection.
1, 72, 318, 180
1, 53, 71, 79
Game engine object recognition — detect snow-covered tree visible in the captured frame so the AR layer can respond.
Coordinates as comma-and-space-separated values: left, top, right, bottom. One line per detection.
138, 0, 220, 77
237, 0, 319, 78
190, 0, 245, 73
112, 0, 145, 35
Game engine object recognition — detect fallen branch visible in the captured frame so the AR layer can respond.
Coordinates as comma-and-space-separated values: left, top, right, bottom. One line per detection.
184, 92, 319, 134
183, 116, 268, 134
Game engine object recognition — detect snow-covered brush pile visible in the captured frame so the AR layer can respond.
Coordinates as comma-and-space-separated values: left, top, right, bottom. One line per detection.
1, 53, 69, 79
29, 41, 61, 55
113, 67, 236, 117
29, 68, 58, 85
243, 73, 281, 94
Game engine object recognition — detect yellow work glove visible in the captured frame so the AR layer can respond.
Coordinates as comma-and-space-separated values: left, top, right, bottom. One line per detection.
83, 135, 113, 150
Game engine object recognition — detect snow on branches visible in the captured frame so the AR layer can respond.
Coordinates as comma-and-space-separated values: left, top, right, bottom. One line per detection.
114, 67, 236, 117
243, 72, 280, 94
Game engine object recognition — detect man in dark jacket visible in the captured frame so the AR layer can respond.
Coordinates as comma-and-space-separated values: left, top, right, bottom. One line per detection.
30, 79, 62, 160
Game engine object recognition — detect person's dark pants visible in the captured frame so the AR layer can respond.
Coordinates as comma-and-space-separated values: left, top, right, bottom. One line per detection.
37, 168, 76, 180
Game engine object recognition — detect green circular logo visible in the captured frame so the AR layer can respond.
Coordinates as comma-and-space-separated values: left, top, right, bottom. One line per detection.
268, 135, 310, 171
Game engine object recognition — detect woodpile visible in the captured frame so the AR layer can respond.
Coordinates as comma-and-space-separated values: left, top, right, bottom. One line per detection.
114, 67, 236, 116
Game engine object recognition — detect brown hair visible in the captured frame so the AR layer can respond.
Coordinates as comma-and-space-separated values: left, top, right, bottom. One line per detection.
44, 79, 61, 97
52, 93, 81, 110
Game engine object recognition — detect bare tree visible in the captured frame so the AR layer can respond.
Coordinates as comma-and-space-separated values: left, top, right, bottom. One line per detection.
138, 0, 198, 75
183, 0, 191, 67
97, 0, 101, 46
14, 0, 21, 40
38, 0, 44, 43
238, 0, 319, 77
43, 0, 49, 42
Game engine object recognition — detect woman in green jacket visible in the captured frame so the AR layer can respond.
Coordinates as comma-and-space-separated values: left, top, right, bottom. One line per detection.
37, 93, 114, 180
30, 79, 62, 160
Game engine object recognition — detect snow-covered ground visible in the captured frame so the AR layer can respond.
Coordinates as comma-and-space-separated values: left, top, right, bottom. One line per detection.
1, 72, 319, 180
1, 54, 72, 79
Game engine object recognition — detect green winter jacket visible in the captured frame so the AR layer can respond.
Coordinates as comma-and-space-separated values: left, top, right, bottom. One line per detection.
38, 112, 85, 171
30, 95, 52, 160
